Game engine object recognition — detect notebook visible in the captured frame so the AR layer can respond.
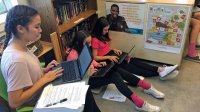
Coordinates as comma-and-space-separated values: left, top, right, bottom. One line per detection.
52, 44, 93, 85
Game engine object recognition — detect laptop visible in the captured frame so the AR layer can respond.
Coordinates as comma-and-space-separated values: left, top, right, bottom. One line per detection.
113, 45, 135, 64
92, 63, 115, 77
92, 45, 135, 77
52, 43, 93, 85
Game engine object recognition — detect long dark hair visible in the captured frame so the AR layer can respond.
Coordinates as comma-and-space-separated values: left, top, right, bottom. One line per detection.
194, 0, 200, 6
70, 30, 90, 54
3, 5, 39, 50
92, 17, 110, 42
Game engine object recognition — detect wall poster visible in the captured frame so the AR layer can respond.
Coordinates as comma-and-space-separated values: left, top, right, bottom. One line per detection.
145, 3, 191, 53
106, 1, 145, 35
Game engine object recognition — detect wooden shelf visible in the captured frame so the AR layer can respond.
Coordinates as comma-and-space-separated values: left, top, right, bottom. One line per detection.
57, 9, 96, 35
37, 41, 53, 58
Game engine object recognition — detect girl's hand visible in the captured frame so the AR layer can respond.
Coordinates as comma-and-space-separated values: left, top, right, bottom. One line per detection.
41, 67, 64, 84
113, 48, 122, 56
97, 62, 107, 67
125, 56, 132, 64
93, 68, 98, 73
43, 60, 59, 73
108, 56, 119, 63
91, 68, 98, 75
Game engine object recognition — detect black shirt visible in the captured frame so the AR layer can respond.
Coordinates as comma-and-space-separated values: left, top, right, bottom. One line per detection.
106, 14, 129, 32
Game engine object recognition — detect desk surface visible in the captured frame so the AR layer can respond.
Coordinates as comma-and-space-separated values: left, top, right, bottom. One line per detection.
107, 0, 195, 5
0, 41, 53, 59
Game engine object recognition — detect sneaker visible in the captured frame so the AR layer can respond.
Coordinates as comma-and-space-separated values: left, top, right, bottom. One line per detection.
159, 65, 178, 77
144, 86, 165, 99
135, 102, 161, 112
160, 70, 179, 80
196, 45, 200, 50
184, 55, 200, 63
133, 74, 145, 80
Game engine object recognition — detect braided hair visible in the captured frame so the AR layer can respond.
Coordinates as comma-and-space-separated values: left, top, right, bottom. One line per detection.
3, 5, 38, 50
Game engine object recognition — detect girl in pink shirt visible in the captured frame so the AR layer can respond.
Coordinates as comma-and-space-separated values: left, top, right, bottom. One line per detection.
91, 17, 179, 81
66, 31, 165, 112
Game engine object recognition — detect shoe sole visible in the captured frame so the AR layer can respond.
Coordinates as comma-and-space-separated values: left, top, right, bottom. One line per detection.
133, 74, 145, 80
160, 65, 178, 78
184, 56, 200, 63
135, 106, 161, 112
160, 70, 179, 81
143, 90, 165, 99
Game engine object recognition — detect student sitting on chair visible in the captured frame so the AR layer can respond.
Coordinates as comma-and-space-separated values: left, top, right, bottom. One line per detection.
185, 0, 200, 62
0, 5, 100, 112
91, 17, 179, 81
66, 30, 165, 112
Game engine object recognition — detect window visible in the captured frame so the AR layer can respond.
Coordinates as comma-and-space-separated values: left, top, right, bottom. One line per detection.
0, 0, 7, 14
0, 0, 18, 24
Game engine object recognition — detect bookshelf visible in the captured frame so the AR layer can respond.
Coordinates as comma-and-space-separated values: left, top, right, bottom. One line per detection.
37, 41, 53, 58
29, 0, 98, 62
57, 9, 96, 35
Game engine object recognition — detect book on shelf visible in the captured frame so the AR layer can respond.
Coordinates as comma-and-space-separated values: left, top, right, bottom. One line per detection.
53, 0, 89, 24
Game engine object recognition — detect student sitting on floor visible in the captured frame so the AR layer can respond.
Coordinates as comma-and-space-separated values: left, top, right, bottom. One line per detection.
91, 17, 179, 80
0, 5, 101, 112
66, 30, 165, 112
185, 0, 200, 62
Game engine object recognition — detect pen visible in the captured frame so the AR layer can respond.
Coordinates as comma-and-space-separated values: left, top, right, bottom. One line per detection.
45, 98, 68, 107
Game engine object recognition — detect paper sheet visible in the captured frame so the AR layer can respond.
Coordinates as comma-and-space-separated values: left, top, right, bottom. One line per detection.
35, 82, 89, 110
102, 84, 126, 102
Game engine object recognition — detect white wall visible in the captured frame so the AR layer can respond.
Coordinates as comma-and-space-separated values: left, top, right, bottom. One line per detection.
17, 0, 29, 5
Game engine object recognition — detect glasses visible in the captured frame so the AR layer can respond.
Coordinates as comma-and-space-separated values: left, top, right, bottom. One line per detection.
111, 10, 119, 13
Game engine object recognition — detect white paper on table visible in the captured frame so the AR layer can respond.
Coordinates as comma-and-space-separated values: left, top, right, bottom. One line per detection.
102, 84, 126, 102
35, 82, 89, 110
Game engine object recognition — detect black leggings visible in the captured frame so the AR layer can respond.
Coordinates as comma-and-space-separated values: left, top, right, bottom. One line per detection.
104, 51, 159, 77
83, 88, 101, 112
89, 69, 140, 101
119, 58, 159, 77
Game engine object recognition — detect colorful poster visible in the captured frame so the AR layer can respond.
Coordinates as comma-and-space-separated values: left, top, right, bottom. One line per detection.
106, 2, 145, 34
145, 4, 191, 53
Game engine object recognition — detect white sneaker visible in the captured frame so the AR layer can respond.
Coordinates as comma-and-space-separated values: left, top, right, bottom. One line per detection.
159, 65, 178, 77
135, 102, 161, 112
133, 74, 145, 80
160, 70, 179, 80
144, 86, 165, 99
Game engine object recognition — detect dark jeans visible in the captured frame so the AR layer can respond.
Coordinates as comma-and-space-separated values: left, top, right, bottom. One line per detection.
119, 58, 159, 77
0, 96, 15, 112
89, 69, 139, 101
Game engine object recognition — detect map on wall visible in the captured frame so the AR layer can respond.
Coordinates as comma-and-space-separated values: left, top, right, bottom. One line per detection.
145, 4, 191, 53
